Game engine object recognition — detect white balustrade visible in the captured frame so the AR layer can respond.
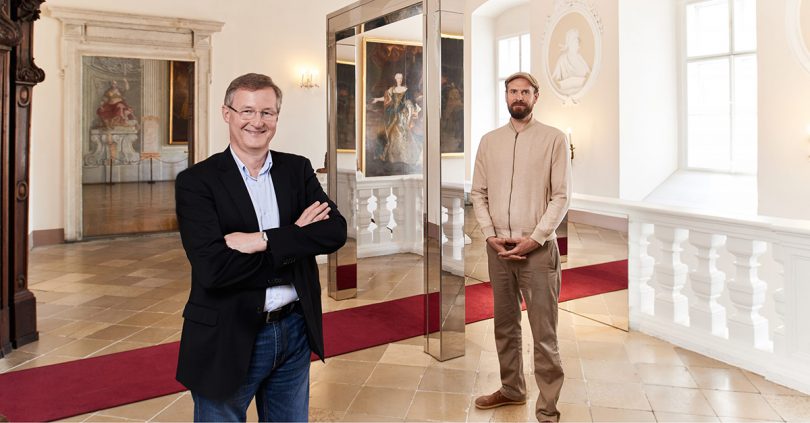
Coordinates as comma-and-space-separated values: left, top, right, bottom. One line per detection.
572, 193, 810, 395
329, 170, 465, 271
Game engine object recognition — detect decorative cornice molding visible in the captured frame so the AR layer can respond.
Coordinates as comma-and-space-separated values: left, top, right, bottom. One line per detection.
17, 0, 46, 23
45, 5, 224, 37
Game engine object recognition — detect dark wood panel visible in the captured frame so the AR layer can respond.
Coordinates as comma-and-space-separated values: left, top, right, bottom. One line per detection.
0, 0, 44, 355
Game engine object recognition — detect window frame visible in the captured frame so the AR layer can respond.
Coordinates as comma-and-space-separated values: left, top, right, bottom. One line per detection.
680, 0, 757, 174
495, 32, 531, 124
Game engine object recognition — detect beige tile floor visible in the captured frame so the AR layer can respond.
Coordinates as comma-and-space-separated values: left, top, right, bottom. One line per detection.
0, 226, 807, 421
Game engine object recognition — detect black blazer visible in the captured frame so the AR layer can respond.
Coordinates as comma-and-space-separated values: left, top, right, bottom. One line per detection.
174, 147, 346, 400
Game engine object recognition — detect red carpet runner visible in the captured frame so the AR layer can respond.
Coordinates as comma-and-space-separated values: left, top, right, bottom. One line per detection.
0, 259, 626, 421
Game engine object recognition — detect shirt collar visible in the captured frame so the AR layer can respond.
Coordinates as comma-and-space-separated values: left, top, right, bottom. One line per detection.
508, 114, 537, 134
230, 148, 273, 180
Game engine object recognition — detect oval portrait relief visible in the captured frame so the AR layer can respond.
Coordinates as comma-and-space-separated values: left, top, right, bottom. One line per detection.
802, 0, 810, 57
787, 0, 810, 73
542, 2, 602, 105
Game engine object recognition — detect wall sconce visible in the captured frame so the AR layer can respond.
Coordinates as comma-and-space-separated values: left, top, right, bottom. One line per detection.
567, 127, 575, 160
299, 69, 319, 89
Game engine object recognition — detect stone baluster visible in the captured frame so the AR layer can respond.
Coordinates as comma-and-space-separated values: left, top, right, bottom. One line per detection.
653, 225, 690, 325
376, 187, 393, 241
441, 205, 449, 244
726, 237, 772, 351
629, 221, 655, 315
771, 244, 786, 354
688, 231, 728, 338
386, 186, 399, 233
347, 175, 358, 239
442, 195, 464, 262
357, 188, 376, 244
412, 183, 424, 249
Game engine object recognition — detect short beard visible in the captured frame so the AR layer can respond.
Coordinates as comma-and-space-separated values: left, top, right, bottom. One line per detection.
508, 102, 532, 120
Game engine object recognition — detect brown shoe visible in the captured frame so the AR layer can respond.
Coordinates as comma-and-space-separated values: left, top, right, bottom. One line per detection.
474, 390, 526, 409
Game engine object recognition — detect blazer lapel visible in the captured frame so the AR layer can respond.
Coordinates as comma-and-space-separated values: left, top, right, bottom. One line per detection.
218, 147, 260, 230
270, 151, 293, 226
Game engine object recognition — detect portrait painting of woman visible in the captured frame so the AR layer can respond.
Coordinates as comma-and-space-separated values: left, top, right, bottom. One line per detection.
363, 39, 423, 177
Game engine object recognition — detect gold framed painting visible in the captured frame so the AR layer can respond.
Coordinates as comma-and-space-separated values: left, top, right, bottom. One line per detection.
169, 60, 195, 145
361, 37, 423, 177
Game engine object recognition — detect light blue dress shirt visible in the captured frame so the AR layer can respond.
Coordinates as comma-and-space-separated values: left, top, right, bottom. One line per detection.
230, 149, 298, 312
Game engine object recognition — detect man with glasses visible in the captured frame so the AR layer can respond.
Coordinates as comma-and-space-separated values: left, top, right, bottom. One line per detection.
471, 72, 571, 422
175, 73, 346, 421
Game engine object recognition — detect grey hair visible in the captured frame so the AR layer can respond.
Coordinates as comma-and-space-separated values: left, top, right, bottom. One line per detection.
224, 73, 283, 112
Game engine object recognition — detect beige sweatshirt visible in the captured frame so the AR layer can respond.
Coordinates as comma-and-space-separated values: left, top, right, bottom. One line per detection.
471, 117, 572, 245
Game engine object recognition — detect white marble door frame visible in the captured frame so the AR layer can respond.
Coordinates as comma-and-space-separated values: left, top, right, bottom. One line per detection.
46, 6, 223, 240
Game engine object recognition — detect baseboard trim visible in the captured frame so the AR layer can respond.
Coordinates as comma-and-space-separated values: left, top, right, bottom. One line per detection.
30, 229, 65, 248
568, 209, 628, 232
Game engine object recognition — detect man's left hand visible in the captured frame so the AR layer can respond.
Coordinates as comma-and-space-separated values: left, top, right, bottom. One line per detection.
225, 232, 266, 254
497, 236, 540, 261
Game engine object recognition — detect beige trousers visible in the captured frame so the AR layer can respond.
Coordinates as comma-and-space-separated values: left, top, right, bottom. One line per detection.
487, 240, 564, 422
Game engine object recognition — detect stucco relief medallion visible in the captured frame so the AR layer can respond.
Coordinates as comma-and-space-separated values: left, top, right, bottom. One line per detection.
787, 0, 810, 73
542, 0, 603, 105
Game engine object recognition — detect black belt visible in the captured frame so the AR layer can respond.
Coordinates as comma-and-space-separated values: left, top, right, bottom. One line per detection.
263, 301, 298, 323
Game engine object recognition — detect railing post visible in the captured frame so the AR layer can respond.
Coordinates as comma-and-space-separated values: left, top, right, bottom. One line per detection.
688, 231, 728, 338
628, 220, 655, 316
653, 226, 690, 325
357, 188, 375, 245
726, 237, 772, 351
375, 187, 392, 241
771, 244, 786, 354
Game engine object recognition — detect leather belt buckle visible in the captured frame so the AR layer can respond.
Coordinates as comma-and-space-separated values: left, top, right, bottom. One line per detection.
264, 302, 296, 323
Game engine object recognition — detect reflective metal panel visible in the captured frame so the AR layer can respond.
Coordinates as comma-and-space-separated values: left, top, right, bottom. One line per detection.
558, 212, 629, 331
424, 0, 465, 361
327, 25, 359, 300
327, 0, 465, 362
327, 2, 424, 301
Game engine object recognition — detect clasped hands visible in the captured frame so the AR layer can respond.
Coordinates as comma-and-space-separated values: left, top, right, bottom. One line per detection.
486, 236, 540, 261
224, 201, 331, 254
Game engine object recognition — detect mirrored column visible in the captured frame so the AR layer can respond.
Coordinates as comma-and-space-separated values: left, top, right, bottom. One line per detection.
424, 0, 465, 361
328, 26, 359, 300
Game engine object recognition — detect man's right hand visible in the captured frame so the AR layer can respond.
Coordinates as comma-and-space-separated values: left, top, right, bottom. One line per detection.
295, 201, 330, 227
486, 236, 509, 254
486, 236, 527, 261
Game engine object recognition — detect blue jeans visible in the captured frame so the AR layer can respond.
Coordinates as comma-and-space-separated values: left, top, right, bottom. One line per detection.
191, 311, 311, 422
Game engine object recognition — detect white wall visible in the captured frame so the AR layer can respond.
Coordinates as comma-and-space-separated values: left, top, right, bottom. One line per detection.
468, 8, 496, 182
618, 0, 678, 200
757, 0, 810, 220
30, 0, 354, 233
493, 4, 530, 45
531, 0, 621, 198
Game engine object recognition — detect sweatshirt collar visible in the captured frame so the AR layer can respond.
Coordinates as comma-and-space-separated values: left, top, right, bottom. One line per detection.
508, 114, 538, 134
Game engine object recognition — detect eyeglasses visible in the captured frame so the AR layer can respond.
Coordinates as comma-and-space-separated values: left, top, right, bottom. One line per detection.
225, 105, 279, 121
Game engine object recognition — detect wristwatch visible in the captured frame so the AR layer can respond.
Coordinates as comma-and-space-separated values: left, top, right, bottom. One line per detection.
261, 231, 268, 242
